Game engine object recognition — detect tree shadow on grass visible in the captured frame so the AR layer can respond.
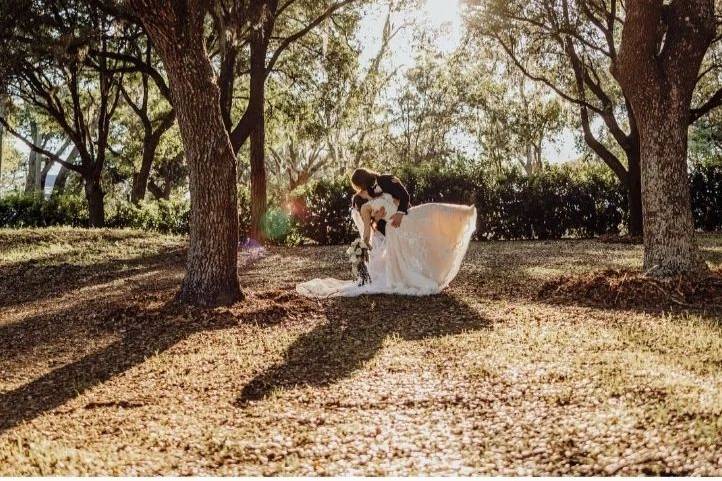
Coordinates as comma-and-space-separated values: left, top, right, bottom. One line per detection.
0, 290, 302, 435
237, 293, 491, 403
0, 302, 194, 434
0, 247, 307, 436
0, 248, 186, 309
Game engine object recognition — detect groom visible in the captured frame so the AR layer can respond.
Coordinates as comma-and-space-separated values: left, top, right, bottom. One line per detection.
351, 167, 411, 235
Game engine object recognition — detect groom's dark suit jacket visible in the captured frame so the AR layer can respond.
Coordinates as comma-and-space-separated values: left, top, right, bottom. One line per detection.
369, 175, 411, 236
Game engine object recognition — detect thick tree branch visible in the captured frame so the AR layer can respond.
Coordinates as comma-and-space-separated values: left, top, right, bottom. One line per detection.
691, 86, 722, 123
88, 48, 171, 101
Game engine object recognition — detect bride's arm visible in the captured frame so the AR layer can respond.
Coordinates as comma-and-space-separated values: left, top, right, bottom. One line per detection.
359, 203, 374, 249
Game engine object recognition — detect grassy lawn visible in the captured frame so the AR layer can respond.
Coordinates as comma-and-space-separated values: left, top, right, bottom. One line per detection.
1, 227, 721, 475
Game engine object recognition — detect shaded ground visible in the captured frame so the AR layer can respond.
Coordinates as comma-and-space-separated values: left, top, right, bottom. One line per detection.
1, 227, 721, 475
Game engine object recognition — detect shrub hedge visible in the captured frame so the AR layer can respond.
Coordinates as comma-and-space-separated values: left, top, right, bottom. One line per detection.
0, 192, 89, 228
1, 163, 720, 244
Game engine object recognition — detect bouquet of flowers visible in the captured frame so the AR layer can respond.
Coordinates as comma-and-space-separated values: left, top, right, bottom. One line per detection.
346, 238, 372, 286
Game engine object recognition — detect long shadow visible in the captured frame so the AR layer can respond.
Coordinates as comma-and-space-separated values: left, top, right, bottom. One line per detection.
237, 293, 490, 402
0, 247, 186, 309
0, 302, 218, 434
1, 238, 338, 436
0, 291, 302, 435
0, 271, 182, 367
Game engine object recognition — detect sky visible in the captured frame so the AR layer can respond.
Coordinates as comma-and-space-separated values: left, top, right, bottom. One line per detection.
356, 0, 582, 165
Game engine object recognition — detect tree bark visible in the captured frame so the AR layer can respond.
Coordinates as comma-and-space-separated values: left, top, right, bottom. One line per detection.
626, 148, 643, 237
625, 97, 643, 238
637, 105, 704, 275
24, 121, 42, 194
85, 175, 105, 227
130, 0, 242, 306
248, 27, 268, 243
0, 102, 4, 182
612, 0, 713, 277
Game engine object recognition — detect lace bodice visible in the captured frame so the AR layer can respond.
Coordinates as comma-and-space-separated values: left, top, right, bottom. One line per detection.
368, 193, 398, 221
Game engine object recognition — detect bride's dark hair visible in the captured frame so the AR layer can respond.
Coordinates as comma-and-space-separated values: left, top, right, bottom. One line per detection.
351, 193, 368, 211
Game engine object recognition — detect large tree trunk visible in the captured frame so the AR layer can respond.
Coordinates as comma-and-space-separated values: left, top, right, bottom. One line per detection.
132, 1, 242, 306
612, 0, 713, 278
0, 102, 4, 181
627, 148, 643, 238
84, 175, 105, 227
248, 27, 268, 243
637, 105, 705, 275
164, 52, 241, 305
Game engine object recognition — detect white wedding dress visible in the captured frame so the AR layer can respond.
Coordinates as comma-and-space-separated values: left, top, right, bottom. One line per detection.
296, 194, 477, 297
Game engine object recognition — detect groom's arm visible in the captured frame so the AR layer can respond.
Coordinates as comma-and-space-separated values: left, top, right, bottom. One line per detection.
378, 175, 410, 214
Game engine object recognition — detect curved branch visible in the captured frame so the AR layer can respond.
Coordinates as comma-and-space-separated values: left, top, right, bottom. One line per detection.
691, 87, 722, 123
0, 116, 85, 175
490, 33, 603, 114
265, 0, 356, 78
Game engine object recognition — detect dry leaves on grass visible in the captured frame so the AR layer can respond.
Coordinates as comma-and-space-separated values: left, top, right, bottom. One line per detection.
538, 268, 722, 309
3, 229, 722, 476
597, 234, 644, 245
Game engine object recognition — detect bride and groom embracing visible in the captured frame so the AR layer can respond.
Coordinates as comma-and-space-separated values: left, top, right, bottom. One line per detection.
297, 168, 477, 298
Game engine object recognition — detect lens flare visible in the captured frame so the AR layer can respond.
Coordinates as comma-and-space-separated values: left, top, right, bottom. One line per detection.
261, 208, 292, 242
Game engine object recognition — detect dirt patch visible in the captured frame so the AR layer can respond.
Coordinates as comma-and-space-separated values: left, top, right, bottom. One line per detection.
538, 268, 722, 309
598, 234, 644, 245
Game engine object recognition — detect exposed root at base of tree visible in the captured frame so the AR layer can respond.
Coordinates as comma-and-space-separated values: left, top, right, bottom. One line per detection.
538, 268, 722, 309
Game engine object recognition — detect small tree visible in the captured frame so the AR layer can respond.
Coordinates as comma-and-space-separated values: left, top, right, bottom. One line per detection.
211, 0, 357, 241
113, 41, 176, 204
0, 1, 125, 226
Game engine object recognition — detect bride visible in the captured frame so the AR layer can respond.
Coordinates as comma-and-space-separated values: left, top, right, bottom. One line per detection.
296, 186, 477, 298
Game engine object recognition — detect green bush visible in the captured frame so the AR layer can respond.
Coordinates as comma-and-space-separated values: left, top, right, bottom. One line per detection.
0, 162, 719, 243
399, 164, 625, 241
285, 165, 627, 244
107, 198, 190, 234
0, 193, 89, 227
690, 161, 722, 232
291, 177, 358, 245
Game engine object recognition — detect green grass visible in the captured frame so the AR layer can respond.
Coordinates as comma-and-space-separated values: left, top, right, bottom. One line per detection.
0, 228, 721, 475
